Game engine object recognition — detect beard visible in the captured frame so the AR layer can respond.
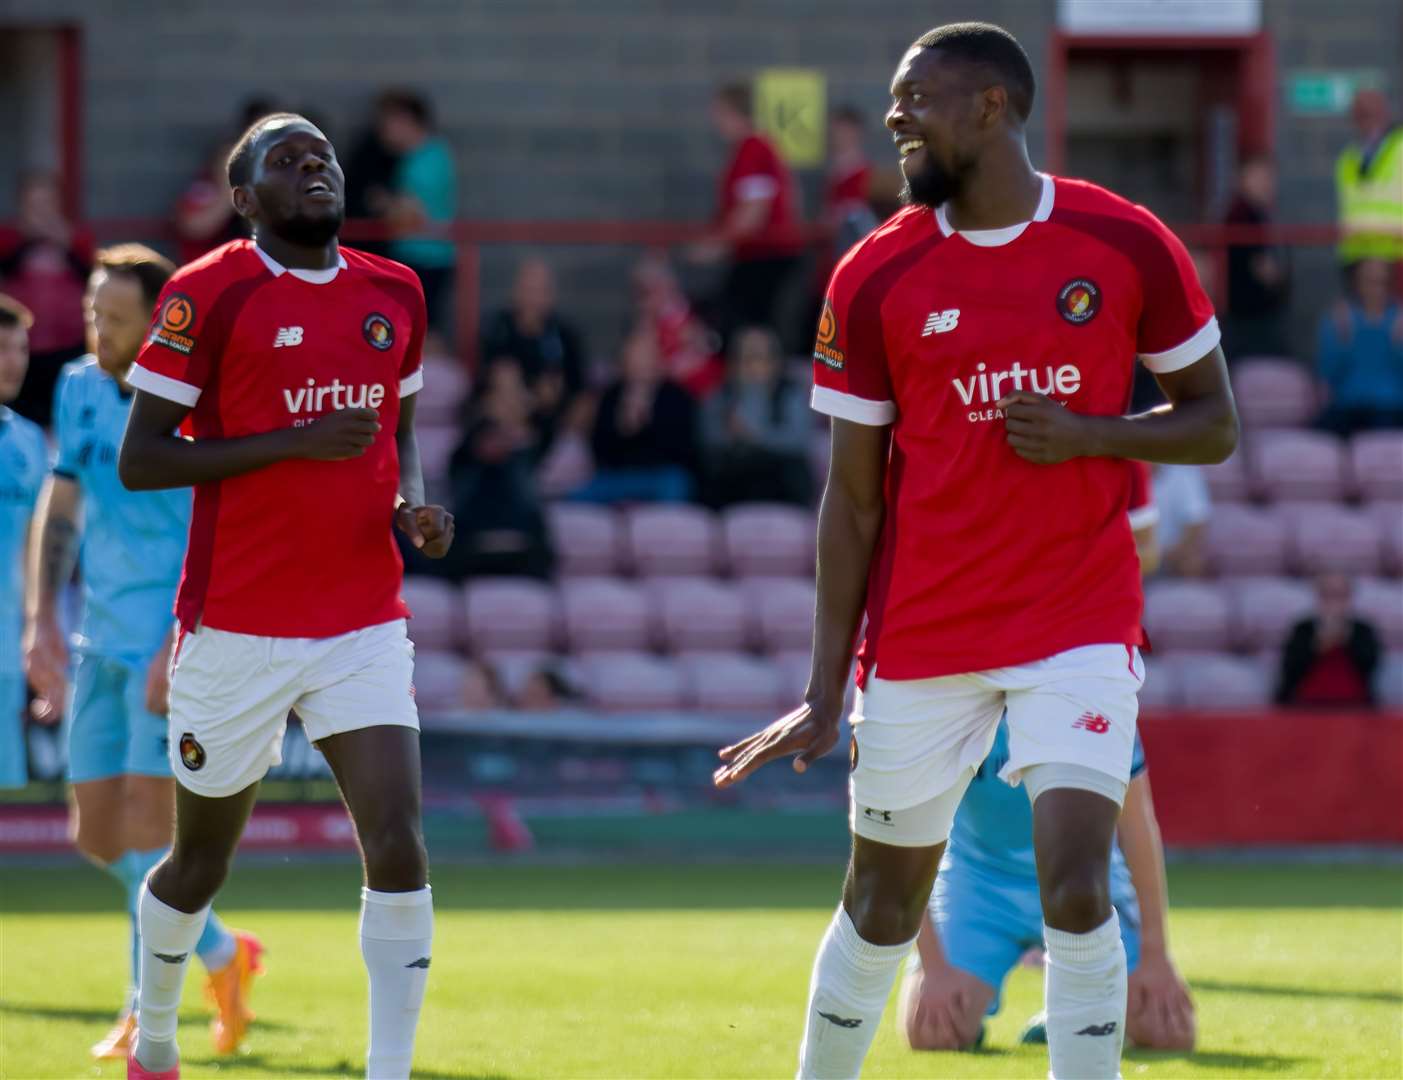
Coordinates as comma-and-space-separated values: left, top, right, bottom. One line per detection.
900, 153, 971, 209
273, 205, 344, 248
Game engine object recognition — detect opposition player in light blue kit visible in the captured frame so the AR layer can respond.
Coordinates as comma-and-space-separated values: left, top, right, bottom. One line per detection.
22, 245, 263, 1060
0, 295, 48, 789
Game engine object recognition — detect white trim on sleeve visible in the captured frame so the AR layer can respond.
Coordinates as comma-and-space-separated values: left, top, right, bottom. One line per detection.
734, 175, 779, 202
1139, 316, 1222, 374
1127, 504, 1160, 531
127, 364, 201, 407
811, 385, 896, 426
399, 367, 425, 397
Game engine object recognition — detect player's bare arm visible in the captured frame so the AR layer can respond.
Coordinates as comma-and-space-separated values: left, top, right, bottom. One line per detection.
999, 345, 1238, 466
392, 390, 454, 558
118, 389, 382, 491
714, 416, 887, 787
22, 474, 82, 722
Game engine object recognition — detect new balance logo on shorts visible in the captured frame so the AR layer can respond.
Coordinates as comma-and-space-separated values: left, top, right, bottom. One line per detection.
1072, 711, 1111, 734
818, 1011, 863, 1029
273, 326, 304, 348
1076, 1021, 1118, 1036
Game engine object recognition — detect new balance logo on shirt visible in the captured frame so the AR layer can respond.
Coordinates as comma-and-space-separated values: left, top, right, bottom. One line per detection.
1072, 712, 1111, 734
922, 309, 960, 336
273, 326, 305, 348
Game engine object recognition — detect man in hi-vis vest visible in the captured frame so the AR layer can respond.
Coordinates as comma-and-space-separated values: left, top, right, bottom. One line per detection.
1336, 89, 1403, 268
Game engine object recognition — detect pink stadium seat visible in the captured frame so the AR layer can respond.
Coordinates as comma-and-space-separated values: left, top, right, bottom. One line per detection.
1230, 359, 1317, 428
480, 650, 552, 701
1353, 578, 1403, 649
1205, 504, 1289, 576
409, 650, 467, 715
1379, 652, 1403, 708
723, 504, 814, 578
1364, 502, 1403, 574
415, 358, 470, 425
625, 504, 720, 577
744, 576, 817, 653
547, 503, 621, 576
1281, 502, 1383, 575
678, 652, 784, 712
1142, 581, 1232, 651
1250, 430, 1347, 502
651, 578, 747, 652
1171, 652, 1273, 709
1224, 576, 1315, 651
559, 577, 650, 652
464, 578, 558, 651
414, 424, 459, 492
1200, 451, 1250, 503
1350, 432, 1403, 500
773, 650, 814, 704
577, 651, 685, 710
1136, 656, 1180, 710
401, 577, 463, 651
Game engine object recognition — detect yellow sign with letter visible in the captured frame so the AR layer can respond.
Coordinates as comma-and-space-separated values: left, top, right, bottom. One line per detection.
755, 68, 826, 168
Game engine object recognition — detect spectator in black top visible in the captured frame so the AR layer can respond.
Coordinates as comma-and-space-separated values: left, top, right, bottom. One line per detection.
570, 325, 698, 504
1276, 573, 1381, 707
1222, 157, 1290, 360
481, 258, 589, 446
702, 325, 813, 508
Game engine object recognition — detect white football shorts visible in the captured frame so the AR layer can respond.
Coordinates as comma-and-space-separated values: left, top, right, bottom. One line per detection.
168, 618, 419, 797
849, 643, 1143, 847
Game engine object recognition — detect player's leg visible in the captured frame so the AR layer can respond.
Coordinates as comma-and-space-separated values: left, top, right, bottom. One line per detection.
0, 673, 28, 789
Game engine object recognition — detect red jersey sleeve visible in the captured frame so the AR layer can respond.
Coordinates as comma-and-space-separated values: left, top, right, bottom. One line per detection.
129, 266, 227, 407
810, 252, 896, 426
398, 272, 428, 397
1132, 205, 1220, 373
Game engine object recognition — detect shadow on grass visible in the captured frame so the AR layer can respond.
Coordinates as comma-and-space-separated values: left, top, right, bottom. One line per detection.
1193, 976, 1402, 1004
184, 1054, 506, 1080
1126, 1048, 1306, 1072
0, 999, 294, 1032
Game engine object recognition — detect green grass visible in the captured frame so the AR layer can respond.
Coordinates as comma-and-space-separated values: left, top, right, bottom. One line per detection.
2, 861, 1399, 1078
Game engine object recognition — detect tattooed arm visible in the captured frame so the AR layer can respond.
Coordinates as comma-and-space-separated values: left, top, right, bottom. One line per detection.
23, 475, 82, 723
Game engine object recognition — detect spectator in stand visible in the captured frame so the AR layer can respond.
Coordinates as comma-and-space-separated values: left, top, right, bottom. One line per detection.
824, 106, 878, 258
376, 89, 458, 340
571, 324, 698, 504
1222, 156, 1290, 359
690, 82, 805, 342
517, 663, 582, 710
1151, 464, 1211, 578
344, 97, 402, 259
1336, 89, 1403, 270
633, 251, 724, 398
171, 98, 277, 265
0, 172, 92, 428
481, 257, 590, 445
701, 325, 813, 508
1276, 573, 1381, 707
407, 358, 554, 580
460, 658, 507, 711
1316, 258, 1403, 435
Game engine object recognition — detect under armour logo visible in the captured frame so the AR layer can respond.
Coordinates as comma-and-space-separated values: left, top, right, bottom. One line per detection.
405, 956, 431, 969
921, 309, 960, 336
818, 1011, 862, 1029
273, 326, 305, 348
1076, 1021, 1118, 1036
1072, 712, 1110, 734
153, 951, 188, 964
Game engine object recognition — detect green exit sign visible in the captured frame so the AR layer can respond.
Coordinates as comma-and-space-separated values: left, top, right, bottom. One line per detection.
1287, 71, 1384, 116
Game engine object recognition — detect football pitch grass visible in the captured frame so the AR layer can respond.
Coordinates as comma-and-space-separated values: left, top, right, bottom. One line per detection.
1, 860, 1399, 1078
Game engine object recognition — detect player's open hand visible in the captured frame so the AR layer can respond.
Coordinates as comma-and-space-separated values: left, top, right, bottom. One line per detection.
713, 701, 841, 788
298, 408, 382, 460
22, 619, 69, 726
397, 503, 455, 558
997, 391, 1091, 465
1127, 951, 1196, 1049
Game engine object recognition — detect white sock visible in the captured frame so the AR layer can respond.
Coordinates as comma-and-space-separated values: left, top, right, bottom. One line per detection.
134, 883, 209, 1072
1044, 912, 1127, 1080
360, 886, 434, 1080
797, 907, 913, 1080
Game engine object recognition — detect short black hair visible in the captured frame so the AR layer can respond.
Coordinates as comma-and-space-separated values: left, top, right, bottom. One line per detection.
0, 293, 34, 331
377, 88, 434, 130
226, 111, 311, 188
914, 22, 1035, 122
716, 82, 753, 119
96, 244, 176, 310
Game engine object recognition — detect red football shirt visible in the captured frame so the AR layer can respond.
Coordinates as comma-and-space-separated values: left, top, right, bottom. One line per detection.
718, 133, 804, 260
129, 239, 426, 638
813, 174, 1218, 685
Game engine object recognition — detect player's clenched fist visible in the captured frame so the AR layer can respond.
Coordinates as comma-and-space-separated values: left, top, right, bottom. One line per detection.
297, 407, 382, 460
997, 391, 1092, 465
396, 503, 455, 558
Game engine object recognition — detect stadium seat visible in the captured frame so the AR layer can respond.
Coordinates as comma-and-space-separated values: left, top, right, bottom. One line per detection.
559, 577, 651, 652
1349, 432, 1403, 501
1205, 504, 1289, 576
464, 578, 558, 651
547, 502, 622, 576
1136, 655, 1180, 710
743, 576, 817, 653
480, 649, 552, 702
1353, 577, 1403, 649
1230, 359, 1317, 428
624, 504, 720, 577
1224, 576, 1315, 651
1249, 430, 1347, 502
1364, 502, 1403, 574
651, 577, 748, 652
409, 650, 467, 716
1170, 652, 1273, 708
1379, 651, 1403, 707
1200, 451, 1251, 503
415, 358, 470, 426
677, 652, 784, 711
772, 649, 814, 703
577, 651, 685, 710
1281, 502, 1383, 575
1142, 580, 1232, 651
401, 577, 464, 651
723, 504, 814, 577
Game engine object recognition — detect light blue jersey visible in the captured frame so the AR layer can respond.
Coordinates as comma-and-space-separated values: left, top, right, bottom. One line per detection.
0, 406, 47, 787
53, 358, 189, 660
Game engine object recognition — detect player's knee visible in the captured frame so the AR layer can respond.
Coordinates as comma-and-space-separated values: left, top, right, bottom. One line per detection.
847, 887, 925, 945
1041, 867, 1110, 933
158, 845, 232, 907
71, 814, 124, 865
360, 819, 428, 891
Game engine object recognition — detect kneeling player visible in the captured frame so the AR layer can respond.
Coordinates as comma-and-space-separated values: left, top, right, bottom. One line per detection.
898, 719, 1195, 1053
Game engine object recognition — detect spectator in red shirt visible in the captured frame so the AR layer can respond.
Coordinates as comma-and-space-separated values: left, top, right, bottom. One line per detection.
691, 82, 805, 344
1276, 573, 1381, 707
633, 251, 724, 398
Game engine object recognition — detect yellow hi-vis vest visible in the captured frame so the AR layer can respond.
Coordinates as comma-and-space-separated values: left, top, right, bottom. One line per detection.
1337, 126, 1403, 262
